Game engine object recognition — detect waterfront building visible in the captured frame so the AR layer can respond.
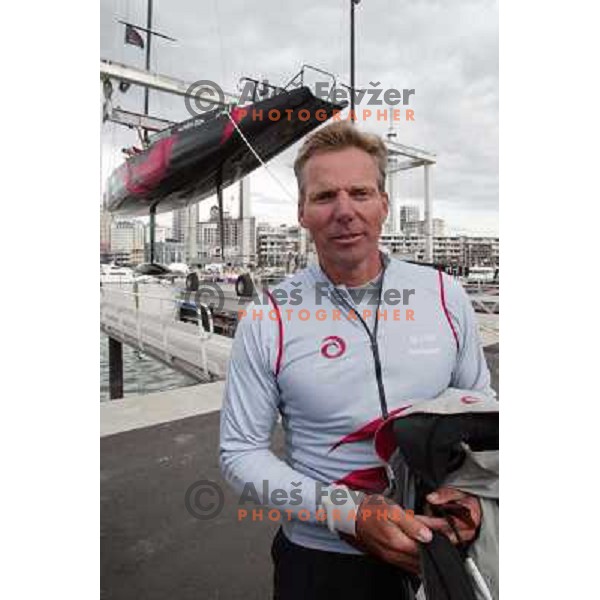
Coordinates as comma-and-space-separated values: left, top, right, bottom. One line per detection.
110, 219, 146, 265
198, 212, 256, 266
171, 208, 187, 243
399, 205, 421, 232
100, 205, 113, 262
402, 218, 447, 237
143, 238, 185, 264
256, 224, 303, 269
379, 234, 499, 267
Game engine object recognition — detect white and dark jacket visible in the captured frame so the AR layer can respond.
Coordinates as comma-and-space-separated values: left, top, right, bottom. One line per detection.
220, 255, 495, 554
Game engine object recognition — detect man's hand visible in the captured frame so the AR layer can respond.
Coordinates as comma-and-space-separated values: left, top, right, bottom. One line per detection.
420, 487, 482, 545
349, 494, 434, 574
341, 488, 481, 573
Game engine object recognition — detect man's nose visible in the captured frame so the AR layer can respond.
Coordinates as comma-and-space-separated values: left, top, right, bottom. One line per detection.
333, 191, 355, 222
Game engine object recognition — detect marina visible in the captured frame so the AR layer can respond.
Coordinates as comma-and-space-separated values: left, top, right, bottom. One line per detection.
100, 312, 498, 600
100, 277, 499, 400
100, 332, 198, 401
101, 383, 284, 600
99, 0, 499, 597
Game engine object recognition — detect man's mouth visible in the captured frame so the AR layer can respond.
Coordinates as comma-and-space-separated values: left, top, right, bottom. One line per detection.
331, 232, 364, 243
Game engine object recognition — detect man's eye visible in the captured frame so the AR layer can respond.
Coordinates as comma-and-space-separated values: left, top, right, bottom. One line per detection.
314, 193, 335, 202
351, 189, 370, 199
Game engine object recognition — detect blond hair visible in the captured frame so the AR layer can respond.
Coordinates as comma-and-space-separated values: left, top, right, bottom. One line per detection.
293, 122, 388, 201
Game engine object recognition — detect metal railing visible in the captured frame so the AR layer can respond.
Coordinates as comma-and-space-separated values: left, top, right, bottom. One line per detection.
100, 286, 215, 376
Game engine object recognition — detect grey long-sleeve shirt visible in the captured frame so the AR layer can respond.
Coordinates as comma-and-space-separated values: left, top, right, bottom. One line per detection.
220, 256, 493, 553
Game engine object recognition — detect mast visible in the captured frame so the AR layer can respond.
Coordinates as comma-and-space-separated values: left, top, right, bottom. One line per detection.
143, 0, 153, 146
350, 0, 360, 123
217, 170, 225, 263
144, 0, 156, 262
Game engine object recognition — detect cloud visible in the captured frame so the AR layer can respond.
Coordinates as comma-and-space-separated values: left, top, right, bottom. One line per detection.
101, 0, 498, 234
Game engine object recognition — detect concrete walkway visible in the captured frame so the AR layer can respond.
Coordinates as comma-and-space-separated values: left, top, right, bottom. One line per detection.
101, 346, 499, 599
101, 381, 224, 437
101, 403, 284, 600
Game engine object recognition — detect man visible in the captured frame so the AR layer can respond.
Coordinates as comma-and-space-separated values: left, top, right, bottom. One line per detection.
220, 122, 494, 598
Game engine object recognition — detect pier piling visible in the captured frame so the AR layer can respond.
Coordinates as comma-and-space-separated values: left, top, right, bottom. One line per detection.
108, 337, 124, 400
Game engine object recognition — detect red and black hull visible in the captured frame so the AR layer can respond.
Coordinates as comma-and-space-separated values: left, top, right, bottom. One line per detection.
105, 87, 345, 215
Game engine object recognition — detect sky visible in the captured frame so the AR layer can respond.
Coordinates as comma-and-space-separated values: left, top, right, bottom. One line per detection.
100, 0, 498, 236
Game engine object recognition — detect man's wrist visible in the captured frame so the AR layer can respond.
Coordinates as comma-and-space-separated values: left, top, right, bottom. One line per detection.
320, 485, 365, 536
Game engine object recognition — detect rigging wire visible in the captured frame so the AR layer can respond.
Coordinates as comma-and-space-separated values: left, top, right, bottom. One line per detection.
226, 111, 297, 204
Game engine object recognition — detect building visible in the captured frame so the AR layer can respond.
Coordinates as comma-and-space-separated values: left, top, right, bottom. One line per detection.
402, 218, 446, 237
384, 173, 399, 234
379, 234, 499, 267
141, 225, 185, 264
461, 236, 499, 268
171, 208, 187, 243
144, 239, 185, 264
171, 204, 199, 263
100, 205, 113, 262
399, 205, 420, 233
145, 225, 169, 245
239, 177, 251, 220
197, 213, 256, 266
239, 217, 257, 267
233, 177, 255, 266
256, 224, 303, 269
110, 219, 146, 265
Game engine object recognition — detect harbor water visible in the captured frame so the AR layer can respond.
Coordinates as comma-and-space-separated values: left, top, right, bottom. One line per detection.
100, 332, 199, 401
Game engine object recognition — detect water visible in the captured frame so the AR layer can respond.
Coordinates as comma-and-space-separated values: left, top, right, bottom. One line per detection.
100, 333, 200, 401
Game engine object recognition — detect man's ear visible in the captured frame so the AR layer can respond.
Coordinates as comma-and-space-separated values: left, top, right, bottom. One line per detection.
298, 198, 306, 227
381, 192, 390, 220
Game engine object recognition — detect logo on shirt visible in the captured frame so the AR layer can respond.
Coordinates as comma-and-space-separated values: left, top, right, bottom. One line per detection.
320, 335, 346, 359
460, 395, 480, 405
407, 332, 441, 356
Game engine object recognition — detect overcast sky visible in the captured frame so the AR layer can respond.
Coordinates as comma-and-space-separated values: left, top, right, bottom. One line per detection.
100, 0, 498, 235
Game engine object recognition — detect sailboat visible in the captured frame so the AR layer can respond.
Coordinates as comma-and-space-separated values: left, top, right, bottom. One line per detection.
101, 0, 348, 264
105, 79, 346, 216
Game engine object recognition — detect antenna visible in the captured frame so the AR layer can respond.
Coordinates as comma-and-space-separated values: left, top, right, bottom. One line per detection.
387, 107, 397, 140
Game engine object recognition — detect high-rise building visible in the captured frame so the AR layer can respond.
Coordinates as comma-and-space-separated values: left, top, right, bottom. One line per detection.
240, 217, 256, 267
402, 218, 446, 237
198, 214, 256, 266
100, 205, 113, 261
384, 174, 399, 234
399, 205, 420, 232
172, 207, 187, 242
239, 177, 251, 220
256, 224, 304, 269
186, 203, 199, 265
171, 204, 200, 263
144, 239, 185, 264
145, 225, 168, 244
110, 219, 146, 264
236, 177, 254, 265
431, 218, 446, 237
385, 128, 401, 234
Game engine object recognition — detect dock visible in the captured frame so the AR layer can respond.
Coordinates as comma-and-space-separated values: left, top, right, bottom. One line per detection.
101, 382, 282, 600
101, 337, 499, 598
100, 280, 499, 398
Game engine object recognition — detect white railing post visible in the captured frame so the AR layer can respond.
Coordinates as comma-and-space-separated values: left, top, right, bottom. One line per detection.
197, 302, 214, 377
160, 296, 170, 362
118, 287, 124, 332
100, 286, 229, 378
134, 281, 146, 352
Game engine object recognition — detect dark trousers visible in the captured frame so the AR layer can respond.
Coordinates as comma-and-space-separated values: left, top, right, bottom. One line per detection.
271, 528, 414, 600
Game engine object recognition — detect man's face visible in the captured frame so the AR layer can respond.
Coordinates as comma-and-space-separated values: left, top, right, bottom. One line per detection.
298, 147, 389, 271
